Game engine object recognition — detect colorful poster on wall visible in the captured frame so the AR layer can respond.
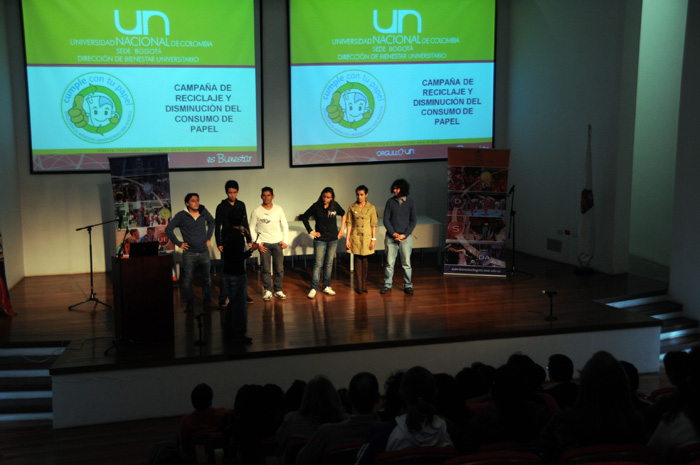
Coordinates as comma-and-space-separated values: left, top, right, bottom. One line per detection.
0, 228, 15, 316
109, 154, 175, 256
445, 148, 509, 276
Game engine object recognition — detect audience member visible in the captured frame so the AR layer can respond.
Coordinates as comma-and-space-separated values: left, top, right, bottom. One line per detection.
377, 371, 406, 422
284, 379, 307, 412
648, 346, 700, 462
541, 351, 646, 462
276, 375, 347, 447
645, 351, 690, 432
296, 372, 380, 465
466, 364, 549, 450
356, 366, 458, 465
621, 360, 652, 416
178, 383, 229, 462
544, 354, 579, 410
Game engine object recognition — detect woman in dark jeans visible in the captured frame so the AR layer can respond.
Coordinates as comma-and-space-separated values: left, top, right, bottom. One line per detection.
300, 187, 346, 299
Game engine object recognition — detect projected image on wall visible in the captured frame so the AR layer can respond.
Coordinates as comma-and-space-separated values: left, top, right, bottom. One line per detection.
289, 0, 496, 166
22, 0, 262, 173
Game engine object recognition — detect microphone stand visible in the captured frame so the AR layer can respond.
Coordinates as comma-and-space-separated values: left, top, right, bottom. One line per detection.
507, 185, 533, 280
69, 219, 117, 311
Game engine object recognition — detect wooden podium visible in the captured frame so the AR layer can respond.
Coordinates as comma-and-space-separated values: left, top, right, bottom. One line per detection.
112, 254, 174, 343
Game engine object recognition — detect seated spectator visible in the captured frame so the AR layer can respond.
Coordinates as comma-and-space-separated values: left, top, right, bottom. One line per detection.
545, 354, 579, 410
296, 372, 381, 465
222, 384, 285, 464
648, 346, 700, 462
377, 371, 406, 422
434, 373, 469, 428
466, 364, 549, 450
276, 375, 347, 447
455, 366, 491, 405
621, 360, 652, 416
541, 351, 646, 462
356, 366, 459, 465
284, 379, 307, 412
178, 383, 229, 462
645, 351, 689, 432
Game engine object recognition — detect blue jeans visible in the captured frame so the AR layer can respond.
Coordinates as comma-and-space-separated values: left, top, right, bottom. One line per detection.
384, 235, 413, 289
181, 250, 211, 303
223, 273, 247, 337
260, 242, 284, 292
311, 240, 338, 290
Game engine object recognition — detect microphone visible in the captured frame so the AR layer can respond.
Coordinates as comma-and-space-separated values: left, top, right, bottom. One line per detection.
508, 185, 515, 196
542, 290, 558, 296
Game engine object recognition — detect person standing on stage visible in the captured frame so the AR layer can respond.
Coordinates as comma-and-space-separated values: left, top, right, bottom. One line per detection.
165, 193, 215, 313
346, 185, 378, 294
300, 187, 346, 299
381, 179, 417, 295
221, 226, 256, 344
250, 187, 289, 301
215, 180, 253, 307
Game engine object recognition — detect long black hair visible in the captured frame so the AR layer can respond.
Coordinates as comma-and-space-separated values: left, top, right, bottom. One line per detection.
316, 187, 338, 210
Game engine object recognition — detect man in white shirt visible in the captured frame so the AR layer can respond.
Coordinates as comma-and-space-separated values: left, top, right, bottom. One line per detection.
249, 187, 289, 300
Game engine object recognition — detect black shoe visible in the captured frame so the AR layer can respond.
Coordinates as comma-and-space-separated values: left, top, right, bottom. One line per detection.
355, 288, 363, 295
185, 302, 194, 313
246, 295, 254, 303
218, 297, 227, 307
380, 287, 391, 294
404, 287, 414, 295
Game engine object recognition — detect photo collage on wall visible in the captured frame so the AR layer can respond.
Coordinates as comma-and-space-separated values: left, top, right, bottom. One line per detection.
109, 155, 175, 256
445, 149, 510, 276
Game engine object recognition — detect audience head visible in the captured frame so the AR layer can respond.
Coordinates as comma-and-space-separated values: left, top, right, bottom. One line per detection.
284, 380, 306, 412
491, 364, 529, 406
548, 354, 575, 383
380, 370, 406, 421
455, 366, 490, 400
299, 375, 346, 424
664, 350, 690, 388
348, 372, 380, 415
576, 351, 632, 411
507, 352, 546, 392
400, 366, 438, 432
191, 383, 214, 411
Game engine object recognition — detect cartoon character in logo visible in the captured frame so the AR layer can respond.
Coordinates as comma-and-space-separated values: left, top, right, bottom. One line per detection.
68, 92, 120, 130
326, 82, 373, 129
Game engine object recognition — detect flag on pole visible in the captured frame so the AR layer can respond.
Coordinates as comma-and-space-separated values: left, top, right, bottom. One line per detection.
578, 125, 594, 268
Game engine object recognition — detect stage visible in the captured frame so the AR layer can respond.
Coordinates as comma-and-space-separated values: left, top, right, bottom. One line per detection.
1, 252, 665, 428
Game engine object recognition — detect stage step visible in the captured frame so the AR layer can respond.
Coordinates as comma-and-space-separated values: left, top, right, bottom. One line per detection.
606, 297, 699, 358
0, 347, 63, 424
661, 333, 700, 353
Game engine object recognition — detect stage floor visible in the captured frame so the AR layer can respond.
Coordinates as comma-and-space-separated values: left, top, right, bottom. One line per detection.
1, 252, 665, 376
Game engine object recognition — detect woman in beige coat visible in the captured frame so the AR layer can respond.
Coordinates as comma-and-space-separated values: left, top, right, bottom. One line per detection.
345, 185, 378, 293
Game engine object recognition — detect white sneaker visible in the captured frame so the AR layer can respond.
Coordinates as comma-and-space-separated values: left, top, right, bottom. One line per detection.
322, 286, 336, 296
307, 289, 317, 299
274, 291, 287, 299
262, 290, 272, 301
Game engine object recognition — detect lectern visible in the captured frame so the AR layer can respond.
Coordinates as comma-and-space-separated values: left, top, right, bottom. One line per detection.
112, 254, 174, 342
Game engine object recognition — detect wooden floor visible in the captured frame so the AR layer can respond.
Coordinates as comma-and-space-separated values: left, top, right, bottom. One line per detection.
2, 252, 665, 374
0, 252, 672, 465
